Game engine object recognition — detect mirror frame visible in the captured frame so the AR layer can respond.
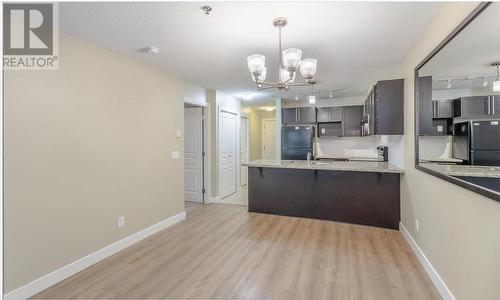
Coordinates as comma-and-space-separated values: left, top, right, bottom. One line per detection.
414, 2, 499, 202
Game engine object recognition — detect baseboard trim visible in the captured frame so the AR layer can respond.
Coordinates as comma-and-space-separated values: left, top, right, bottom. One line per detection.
399, 222, 455, 300
4, 211, 186, 300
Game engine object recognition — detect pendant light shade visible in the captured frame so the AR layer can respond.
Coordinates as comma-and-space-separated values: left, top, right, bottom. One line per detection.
308, 95, 316, 104
280, 68, 296, 83
493, 63, 500, 92
247, 54, 266, 74
493, 80, 500, 92
282, 48, 302, 69
300, 58, 317, 79
252, 67, 267, 82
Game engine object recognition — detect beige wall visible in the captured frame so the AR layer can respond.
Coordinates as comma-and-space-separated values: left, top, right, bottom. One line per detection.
400, 3, 500, 299
247, 108, 275, 161
4, 34, 187, 292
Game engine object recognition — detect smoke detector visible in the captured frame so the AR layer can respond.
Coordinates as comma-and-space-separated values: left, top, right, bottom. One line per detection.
201, 6, 212, 15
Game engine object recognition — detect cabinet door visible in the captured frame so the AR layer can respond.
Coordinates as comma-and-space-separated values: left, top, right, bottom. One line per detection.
317, 107, 330, 122
433, 100, 453, 119
460, 96, 489, 117
329, 107, 343, 122
282, 108, 297, 124
418, 76, 434, 135
491, 96, 500, 116
298, 107, 317, 123
342, 105, 362, 136
315, 171, 400, 229
248, 167, 315, 218
375, 79, 404, 135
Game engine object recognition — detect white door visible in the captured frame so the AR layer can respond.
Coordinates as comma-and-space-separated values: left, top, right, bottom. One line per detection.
262, 119, 276, 160
219, 111, 237, 199
240, 117, 248, 186
184, 107, 203, 202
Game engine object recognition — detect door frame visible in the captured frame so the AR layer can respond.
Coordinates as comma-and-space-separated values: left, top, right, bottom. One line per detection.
240, 115, 249, 186
261, 118, 276, 159
218, 108, 239, 200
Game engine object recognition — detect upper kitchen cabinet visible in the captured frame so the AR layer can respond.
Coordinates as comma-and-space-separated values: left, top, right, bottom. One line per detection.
418, 76, 433, 135
364, 79, 405, 135
374, 79, 405, 135
454, 96, 490, 117
282, 107, 317, 124
317, 107, 342, 123
433, 100, 454, 119
342, 105, 363, 136
453, 96, 500, 118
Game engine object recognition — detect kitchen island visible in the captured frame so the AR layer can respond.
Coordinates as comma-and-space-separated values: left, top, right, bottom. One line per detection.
243, 159, 404, 229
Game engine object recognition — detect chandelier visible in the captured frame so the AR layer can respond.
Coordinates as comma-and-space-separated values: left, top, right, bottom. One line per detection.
246, 17, 318, 92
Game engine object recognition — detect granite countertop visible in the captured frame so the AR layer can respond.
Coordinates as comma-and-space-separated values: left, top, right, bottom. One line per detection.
419, 157, 463, 163
243, 159, 404, 174
420, 163, 500, 178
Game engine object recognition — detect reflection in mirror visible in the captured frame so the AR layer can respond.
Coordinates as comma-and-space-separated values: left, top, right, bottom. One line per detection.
416, 3, 500, 199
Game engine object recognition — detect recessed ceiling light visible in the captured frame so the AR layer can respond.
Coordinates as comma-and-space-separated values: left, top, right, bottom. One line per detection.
140, 46, 160, 55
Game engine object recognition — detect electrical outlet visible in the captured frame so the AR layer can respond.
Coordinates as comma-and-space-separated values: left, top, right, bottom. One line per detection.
118, 216, 125, 228
415, 218, 420, 232
171, 151, 180, 160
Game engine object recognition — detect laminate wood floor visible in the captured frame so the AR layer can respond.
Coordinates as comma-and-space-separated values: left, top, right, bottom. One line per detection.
33, 204, 440, 300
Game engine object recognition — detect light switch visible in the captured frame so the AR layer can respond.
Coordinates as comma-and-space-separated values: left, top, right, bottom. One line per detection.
171, 151, 180, 160
437, 125, 443, 132
321, 128, 326, 134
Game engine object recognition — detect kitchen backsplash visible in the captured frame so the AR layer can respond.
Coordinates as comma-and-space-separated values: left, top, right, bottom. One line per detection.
316, 135, 405, 168
418, 135, 452, 159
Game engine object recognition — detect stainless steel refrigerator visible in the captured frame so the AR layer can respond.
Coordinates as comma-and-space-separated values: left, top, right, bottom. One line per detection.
453, 121, 500, 166
281, 125, 314, 160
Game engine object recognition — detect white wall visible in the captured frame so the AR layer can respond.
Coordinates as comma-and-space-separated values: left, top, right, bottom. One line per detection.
399, 3, 500, 299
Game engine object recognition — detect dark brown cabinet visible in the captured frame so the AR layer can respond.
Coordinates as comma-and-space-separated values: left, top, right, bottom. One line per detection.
317, 107, 342, 122
248, 167, 401, 230
282, 107, 317, 124
373, 79, 405, 135
418, 76, 433, 136
342, 105, 363, 136
433, 100, 453, 118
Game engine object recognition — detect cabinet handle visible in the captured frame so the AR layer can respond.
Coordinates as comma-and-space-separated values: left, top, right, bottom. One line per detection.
491, 97, 495, 115
488, 97, 491, 115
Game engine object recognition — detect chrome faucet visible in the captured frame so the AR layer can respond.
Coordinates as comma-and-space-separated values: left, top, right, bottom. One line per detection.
307, 152, 312, 164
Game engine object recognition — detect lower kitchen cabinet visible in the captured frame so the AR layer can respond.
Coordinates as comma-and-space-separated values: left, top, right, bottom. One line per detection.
248, 167, 401, 229
315, 170, 400, 229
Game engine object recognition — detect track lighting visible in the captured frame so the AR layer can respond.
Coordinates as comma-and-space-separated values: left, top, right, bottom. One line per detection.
446, 79, 452, 89
482, 77, 488, 87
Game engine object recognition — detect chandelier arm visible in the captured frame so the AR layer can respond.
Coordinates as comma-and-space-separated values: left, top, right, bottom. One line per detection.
258, 86, 278, 91
257, 81, 277, 86
287, 82, 311, 87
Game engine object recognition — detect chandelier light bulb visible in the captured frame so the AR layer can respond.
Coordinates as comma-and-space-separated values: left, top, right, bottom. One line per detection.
247, 54, 265, 75
280, 68, 296, 83
282, 48, 302, 70
252, 67, 267, 82
308, 95, 316, 104
300, 58, 317, 80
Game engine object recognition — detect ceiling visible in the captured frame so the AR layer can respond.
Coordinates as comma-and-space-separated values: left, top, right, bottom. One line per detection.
59, 2, 443, 104
420, 3, 500, 91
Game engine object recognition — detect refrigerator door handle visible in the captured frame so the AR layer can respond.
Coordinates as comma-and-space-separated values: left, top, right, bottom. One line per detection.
487, 97, 491, 115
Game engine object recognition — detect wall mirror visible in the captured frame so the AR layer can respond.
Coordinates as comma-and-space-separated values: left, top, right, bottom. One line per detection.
415, 2, 500, 201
